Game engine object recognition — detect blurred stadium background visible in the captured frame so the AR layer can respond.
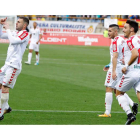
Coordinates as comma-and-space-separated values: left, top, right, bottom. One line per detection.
0, 15, 140, 125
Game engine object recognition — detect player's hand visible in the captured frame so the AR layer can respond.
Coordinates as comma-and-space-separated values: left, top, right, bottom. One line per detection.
3, 22, 9, 30
112, 71, 117, 80
103, 67, 109, 71
0, 17, 7, 24
122, 67, 127, 74
120, 58, 125, 65
36, 42, 39, 44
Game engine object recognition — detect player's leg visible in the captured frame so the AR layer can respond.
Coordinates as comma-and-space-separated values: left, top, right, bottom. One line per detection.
1, 85, 10, 116
1, 66, 21, 119
25, 43, 34, 64
115, 73, 139, 124
34, 44, 39, 65
116, 90, 135, 125
0, 84, 2, 119
35, 51, 39, 65
98, 70, 113, 117
117, 72, 134, 107
0, 65, 7, 120
104, 86, 113, 116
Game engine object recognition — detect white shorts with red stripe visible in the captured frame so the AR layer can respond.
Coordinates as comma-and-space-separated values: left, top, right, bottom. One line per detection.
104, 68, 122, 89
0, 65, 21, 89
29, 42, 39, 52
115, 70, 140, 92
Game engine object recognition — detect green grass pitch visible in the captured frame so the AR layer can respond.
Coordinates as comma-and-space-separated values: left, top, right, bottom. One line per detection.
0, 43, 139, 125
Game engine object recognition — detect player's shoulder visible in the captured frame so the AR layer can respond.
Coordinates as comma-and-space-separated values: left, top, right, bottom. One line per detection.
18, 30, 29, 35
126, 35, 139, 45
18, 30, 29, 40
112, 36, 124, 44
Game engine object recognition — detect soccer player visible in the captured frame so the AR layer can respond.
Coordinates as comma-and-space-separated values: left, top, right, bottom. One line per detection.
115, 20, 140, 125
98, 24, 136, 117
0, 17, 29, 120
25, 22, 42, 65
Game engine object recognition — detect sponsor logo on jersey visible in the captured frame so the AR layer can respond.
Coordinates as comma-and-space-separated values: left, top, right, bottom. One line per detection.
134, 65, 140, 69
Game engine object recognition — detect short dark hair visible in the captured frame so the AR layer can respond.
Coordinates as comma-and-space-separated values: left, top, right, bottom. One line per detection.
109, 24, 119, 28
126, 19, 139, 33
109, 24, 119, 32
19, 17, 29, 26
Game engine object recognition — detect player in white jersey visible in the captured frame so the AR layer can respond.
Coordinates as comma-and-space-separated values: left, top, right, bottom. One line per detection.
115, 20, 140, 125
0, 17, 29, 120
25, 22, 42, 65
98, 24, 135, 118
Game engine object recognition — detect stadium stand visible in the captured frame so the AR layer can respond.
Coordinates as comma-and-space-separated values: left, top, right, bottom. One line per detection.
17, 15, 140, 34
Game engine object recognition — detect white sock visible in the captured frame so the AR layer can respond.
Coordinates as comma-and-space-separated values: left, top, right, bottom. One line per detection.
124, 93, 134, 107
28, 53, 32, 64
1, 93, 9, 115
36, 54, 39, 63
5, 102, 9, 110
116, 95, 132, 115
0, 89, 2, 116
105, 92, 113, 115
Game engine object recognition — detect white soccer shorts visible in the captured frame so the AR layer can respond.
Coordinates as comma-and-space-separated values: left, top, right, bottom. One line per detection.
104, 68, 122, 89
29, 42, 39, 52
115, 70, 140, 92
0, 65, 21, 89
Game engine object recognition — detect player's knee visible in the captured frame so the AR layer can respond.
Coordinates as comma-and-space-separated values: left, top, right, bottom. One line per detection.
35, 52, 39, 55
2, 86, 10, 93
29, 49, 33, 53
106, 87, 113, 92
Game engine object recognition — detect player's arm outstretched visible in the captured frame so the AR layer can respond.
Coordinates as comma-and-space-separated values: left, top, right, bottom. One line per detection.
3, 22, 28, 45
0, 17, 8, 39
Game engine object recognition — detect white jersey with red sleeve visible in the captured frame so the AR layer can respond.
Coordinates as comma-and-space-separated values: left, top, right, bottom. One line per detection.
109, 36, 124, 69
30, 27, 41, 44
0, 25, 29, 69
124, 35, 140, 70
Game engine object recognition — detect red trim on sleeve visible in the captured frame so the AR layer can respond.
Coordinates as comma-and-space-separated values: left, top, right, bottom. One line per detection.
126, 36, 135, 51
113, 37, 119, 52
18, 31, 28, 40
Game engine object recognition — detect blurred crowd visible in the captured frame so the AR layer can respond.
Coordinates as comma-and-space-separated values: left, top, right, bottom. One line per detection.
17, 15, 140, 23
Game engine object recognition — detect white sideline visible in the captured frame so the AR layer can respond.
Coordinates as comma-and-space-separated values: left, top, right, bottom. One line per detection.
12, 109, 140, 114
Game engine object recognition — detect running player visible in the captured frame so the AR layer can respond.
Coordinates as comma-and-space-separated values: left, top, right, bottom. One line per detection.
115, 20, 140, 125
25, 22, 42, 65
0, 17, 29, 120
98, 24, 136, 117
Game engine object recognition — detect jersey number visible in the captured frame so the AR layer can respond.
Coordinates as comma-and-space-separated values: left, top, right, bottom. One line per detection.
137, 48, 140, 64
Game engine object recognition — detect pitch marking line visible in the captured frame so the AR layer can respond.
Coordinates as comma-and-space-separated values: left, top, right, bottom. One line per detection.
12, 109, 140, 114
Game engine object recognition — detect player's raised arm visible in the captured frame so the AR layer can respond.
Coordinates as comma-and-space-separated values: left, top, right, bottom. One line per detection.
0, 18, 8, 39
3, 21, 29, 45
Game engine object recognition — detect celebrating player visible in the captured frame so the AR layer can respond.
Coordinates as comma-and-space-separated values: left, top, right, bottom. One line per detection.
0, 17, 29, 120
98, 24, 136, 118
115, 20, 140, 125
25, 22, 42, 65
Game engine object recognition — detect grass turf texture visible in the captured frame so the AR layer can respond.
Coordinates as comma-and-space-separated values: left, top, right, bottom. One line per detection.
0, 43, 139, 125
